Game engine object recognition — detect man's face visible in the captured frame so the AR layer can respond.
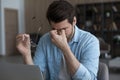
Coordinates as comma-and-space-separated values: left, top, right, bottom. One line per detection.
50, 19, 74, 40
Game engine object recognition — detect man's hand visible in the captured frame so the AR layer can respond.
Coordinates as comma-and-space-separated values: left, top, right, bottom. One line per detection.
16, 34, 31, 57
50, 30, 68, 50
16, 34, 34, 65
50, 30, 80, 75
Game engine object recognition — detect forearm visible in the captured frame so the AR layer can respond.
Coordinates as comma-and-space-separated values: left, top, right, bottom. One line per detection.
62, 46, 93, 80
22, 54, 34, 65
61, 46, 80, 76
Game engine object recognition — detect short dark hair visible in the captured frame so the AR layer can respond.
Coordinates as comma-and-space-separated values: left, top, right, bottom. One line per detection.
46, 1, 76, 24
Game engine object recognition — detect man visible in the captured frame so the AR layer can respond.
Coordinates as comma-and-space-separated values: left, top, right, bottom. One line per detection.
16, 1, 100, 80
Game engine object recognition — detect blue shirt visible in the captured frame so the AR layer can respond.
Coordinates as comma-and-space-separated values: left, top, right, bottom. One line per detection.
33, 26, 100, 80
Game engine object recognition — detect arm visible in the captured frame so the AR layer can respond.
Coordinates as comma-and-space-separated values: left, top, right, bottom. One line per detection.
50, 30, 100, 80
22, 53, 34, 65
72, 35, 100, 80
61, 44, 80, 75
50, 30, 79, 75
16, 34, 34, 65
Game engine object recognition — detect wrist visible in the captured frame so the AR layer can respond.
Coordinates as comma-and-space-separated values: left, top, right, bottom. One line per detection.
22, 54, 33, 65
61, 44, 70, 53
22, 50, 31, 56
22, 53, 31, 59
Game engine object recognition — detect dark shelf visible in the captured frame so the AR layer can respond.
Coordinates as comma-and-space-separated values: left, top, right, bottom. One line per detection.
76, 1, 120, 57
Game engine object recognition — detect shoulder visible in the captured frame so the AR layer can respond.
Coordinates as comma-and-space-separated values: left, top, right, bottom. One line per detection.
78, 29, 99, 43
40, 32, 50, 40
38, 32, 51, 45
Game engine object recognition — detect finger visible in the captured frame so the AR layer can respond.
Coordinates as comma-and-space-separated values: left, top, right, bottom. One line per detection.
23, 34, 30, 42
16, 37, 23, 42
50, 30, 57, 34
16, 36, 24, 43
16, 34, 23, 40
16, 34, 25, 41
16, 37, 24, 46
50, 30, 57, 37
61, 29, 66, 36
16, 34, 30, 45
25, 35, 31, 46
22, 35, 25, 41
57, 30, 62, 35
24, 34, 30, 38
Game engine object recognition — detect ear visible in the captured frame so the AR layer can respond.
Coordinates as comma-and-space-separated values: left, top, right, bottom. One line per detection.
73, 16, 77, 26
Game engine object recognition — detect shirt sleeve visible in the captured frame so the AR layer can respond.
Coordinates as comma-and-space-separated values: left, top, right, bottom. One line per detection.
72, 34, 100, 80
72, 64, 92, 80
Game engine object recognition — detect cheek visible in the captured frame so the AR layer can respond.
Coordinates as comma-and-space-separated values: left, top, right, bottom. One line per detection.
65, 29, 72, 37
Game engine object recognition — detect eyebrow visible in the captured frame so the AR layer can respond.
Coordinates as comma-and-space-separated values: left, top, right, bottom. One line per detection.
52, 27, 68, 30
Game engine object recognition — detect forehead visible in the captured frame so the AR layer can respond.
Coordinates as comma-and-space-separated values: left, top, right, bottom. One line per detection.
50, 19, 71, 29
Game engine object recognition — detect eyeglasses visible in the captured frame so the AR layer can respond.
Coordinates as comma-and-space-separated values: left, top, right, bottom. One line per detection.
30, 17, 43, 48
30, 26, 42, 48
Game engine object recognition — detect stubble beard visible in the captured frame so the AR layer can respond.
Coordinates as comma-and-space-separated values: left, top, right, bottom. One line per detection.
67, 27, 75, 42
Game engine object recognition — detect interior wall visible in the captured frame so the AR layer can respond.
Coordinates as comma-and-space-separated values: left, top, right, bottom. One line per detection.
25, 0, 78, 34
25, 0, 120, 35
0, 0, 25, 55
25, 0, 54, 35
